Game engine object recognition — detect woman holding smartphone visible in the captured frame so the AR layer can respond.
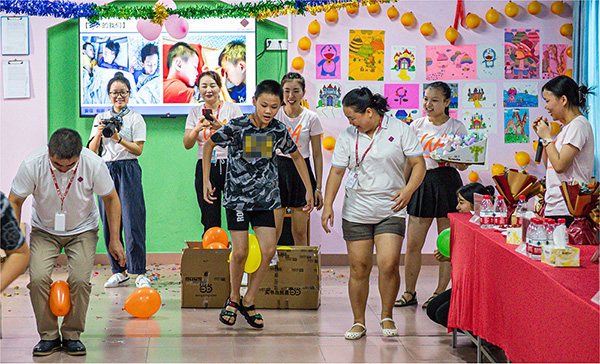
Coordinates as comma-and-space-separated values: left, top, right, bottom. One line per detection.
184, 70, 244, 233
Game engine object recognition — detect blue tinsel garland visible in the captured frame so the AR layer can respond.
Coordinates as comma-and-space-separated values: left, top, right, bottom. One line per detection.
0, 0, 97, 19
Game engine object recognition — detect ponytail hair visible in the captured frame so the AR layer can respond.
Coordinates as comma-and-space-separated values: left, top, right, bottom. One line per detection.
456, 183, 495, 205
342, 87, 390, 116
542, 75, 596, 113
107, 71, 131, 93
424, 81, 452, 115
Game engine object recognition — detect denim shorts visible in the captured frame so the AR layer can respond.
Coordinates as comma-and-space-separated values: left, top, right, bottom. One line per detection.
342, 216, 406, 241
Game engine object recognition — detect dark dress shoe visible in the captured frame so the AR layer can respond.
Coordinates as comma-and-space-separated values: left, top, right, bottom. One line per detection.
32, 338, 62, 356
62, 339, 87, 356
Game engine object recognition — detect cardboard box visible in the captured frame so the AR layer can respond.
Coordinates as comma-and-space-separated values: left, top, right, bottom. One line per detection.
542, 245, 580, 267
181, 241, 230, 308
254, 246, 321, 309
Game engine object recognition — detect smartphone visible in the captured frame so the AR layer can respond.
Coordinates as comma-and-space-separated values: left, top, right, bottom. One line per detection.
202, 108, 214, 121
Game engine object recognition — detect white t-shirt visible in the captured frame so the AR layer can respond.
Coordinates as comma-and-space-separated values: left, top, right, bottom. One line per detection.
275, 107, 324, 158
331, 115, 422, 223
90, 109, 147, 162
11, 147, 115, 236
545, 115, 595, 216
411, 116, 468, 170
185, 101, 244, 160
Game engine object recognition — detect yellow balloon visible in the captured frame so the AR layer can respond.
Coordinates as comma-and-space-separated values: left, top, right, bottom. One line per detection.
505, 1, 520, 18
465, 13, 481, 29
532, 140, 539, 153
420, 22, 434, 37
486, 7, 500, 24
564, 68, 573, 78
308, 20, 320, 35
515, 151, 531, 167
566, 46, 572, 58
468, 171, 479, 183
551, 122, 562, 136
323, 136, 336, 151
560, 23, 573, 37
367, 3, 380, 14
325, 8, 338, 23
387, 5, 399, 20
528, 1, 542, 15
291, 57, 305, 70
346, 3, 359, 15
445, 27, 458, 43
401, 12, 415, 27
551, 1, 565, 15
245, 234, 261, 274
492, 163, 506, 176
298, 36, 311, 51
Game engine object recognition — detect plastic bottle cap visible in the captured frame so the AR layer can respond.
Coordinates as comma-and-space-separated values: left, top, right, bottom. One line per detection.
531, 217, 542, 224
498, 196, 504, 200
558, 218, 566, 224
519, 195, 526, 200
545, 218, 555, 224
483, 195, 491, 199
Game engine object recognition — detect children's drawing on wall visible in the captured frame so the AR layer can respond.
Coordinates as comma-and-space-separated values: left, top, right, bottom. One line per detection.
503, 82, 538, 107
504, 28, 540, 79
384, 84, 419, 109
425, 45, 477, 81
316, 44, 341, 79
461, 82, 497, 108
390, 109, 419, 125
542, 44, 569, 79
477, 44, 503, 79
504, 108, 530, 143
348, 30, 385, 81
462, 109, 497, 133
389, 46, 416, 81
316, 82, 342, 119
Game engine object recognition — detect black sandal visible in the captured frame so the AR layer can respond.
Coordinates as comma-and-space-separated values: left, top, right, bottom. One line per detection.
394, 291, 418, 307
422, 292, 439, 309
219, 297, 240, 326
240, 297, 264, 329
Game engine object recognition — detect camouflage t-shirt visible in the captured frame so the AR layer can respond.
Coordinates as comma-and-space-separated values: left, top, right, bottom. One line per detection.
210, 115, 298, 211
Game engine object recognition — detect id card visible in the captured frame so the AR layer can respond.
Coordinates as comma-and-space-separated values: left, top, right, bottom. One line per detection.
345, 170, 359, 189
54, 211, 66, 232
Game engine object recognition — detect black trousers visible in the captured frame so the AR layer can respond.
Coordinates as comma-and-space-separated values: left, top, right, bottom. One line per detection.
194, 159, 227, 234
426, 288, 452, 328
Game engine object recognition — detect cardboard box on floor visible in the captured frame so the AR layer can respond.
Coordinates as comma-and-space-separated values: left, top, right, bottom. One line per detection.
254, 246, 321, 309
181, 241, 230, 308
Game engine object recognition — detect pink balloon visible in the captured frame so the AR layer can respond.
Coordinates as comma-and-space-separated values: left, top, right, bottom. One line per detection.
164, 15, 189, 40
136, 19, 162, 41
157, 0, 177, 10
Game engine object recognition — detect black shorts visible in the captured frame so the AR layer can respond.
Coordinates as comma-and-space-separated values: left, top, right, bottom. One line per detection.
276, 156, 317, 208
225, 209, 275, 231
407, 167, 463, 218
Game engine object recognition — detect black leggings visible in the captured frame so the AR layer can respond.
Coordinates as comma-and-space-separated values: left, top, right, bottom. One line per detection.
195, 159, 226, 234
426, 289, 452, 328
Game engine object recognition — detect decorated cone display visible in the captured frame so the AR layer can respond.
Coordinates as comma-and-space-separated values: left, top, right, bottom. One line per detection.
559, 179, 599, 245
492, 169, 545, 224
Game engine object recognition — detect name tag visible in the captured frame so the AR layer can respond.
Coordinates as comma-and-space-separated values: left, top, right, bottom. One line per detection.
345, 170, 358, 189
55, 211, 66, 232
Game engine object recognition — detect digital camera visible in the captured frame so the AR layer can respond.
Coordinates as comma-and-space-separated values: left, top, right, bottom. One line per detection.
101, 117, 123, 138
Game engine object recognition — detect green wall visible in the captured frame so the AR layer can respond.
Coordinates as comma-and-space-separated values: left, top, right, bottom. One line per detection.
47, 1, 287, 253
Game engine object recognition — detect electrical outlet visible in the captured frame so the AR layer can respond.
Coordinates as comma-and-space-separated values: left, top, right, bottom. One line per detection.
265, 39, 287, 51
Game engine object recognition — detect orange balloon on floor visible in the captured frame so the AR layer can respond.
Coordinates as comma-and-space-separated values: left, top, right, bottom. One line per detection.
124, 288, 161, 318
203, 227, 229, 248
49, 280, 71, 317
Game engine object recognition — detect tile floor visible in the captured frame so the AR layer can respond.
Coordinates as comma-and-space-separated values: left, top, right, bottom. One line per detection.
1, 263, 506, 363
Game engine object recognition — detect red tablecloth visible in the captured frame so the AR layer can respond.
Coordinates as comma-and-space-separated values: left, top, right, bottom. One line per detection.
448, 212, 599, 363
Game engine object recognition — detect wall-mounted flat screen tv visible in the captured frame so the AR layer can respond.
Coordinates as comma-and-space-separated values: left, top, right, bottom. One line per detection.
80, 17, 256, 116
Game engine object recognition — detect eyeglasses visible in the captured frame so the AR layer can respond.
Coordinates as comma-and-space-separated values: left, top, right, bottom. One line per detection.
109, 91, 130, 97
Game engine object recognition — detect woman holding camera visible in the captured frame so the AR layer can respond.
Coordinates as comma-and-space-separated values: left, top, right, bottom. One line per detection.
89, 72, 151, 289
184, 70, 243, 233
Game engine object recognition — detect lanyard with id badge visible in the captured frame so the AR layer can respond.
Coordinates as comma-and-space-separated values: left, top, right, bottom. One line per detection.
49, 159, 79, 232
345, 123, 381, 189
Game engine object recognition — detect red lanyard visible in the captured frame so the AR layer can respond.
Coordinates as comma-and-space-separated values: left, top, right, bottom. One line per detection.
49, 158, 79, 210
355, 122, 382, 168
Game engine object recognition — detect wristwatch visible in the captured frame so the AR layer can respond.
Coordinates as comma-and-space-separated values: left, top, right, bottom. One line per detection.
541, 138, 553, 147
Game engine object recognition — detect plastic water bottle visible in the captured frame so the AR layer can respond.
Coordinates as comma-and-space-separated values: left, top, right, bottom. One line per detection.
526, 217, 545, 260
493, 195, 508, 228
554, 218, 569, 246
480, 195, 494, 229
515, 195, 527, 227
544, 218, 555, 249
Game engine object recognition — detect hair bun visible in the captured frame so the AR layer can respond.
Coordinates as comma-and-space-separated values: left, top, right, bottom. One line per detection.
114, 71, 125, 79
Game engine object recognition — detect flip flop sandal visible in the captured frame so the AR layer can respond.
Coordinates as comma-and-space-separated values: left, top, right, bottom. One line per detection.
219, 297, 240, 326
394, 291, 417, 307
422, 292, 439, 309
240, 298, 264, 329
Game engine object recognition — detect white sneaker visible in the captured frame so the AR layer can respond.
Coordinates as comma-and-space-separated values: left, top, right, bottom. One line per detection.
135, 275, 152, 288
104, 273, 130, 288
